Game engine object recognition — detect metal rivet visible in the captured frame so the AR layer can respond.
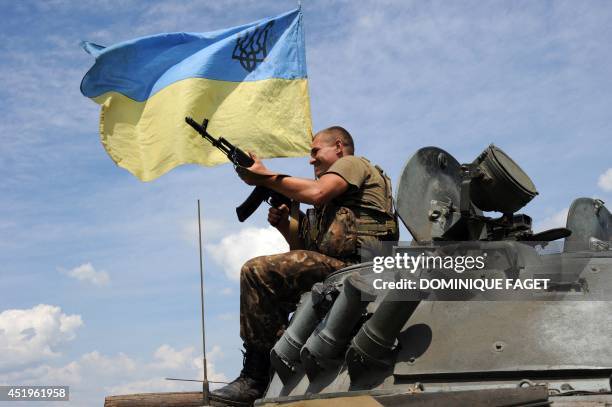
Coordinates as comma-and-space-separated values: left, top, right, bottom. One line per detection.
493, 341, 506, 352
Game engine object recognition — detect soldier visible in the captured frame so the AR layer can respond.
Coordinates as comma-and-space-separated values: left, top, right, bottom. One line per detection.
212, 126, 398, 404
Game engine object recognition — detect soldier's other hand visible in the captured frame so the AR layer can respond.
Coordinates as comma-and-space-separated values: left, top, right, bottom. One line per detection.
268, 204, 289, 228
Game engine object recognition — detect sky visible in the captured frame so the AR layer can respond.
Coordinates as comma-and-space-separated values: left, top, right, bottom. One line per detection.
1, 0, 611, 405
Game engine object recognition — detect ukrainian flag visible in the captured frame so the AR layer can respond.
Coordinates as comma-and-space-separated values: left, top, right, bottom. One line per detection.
81, 9, 311, 181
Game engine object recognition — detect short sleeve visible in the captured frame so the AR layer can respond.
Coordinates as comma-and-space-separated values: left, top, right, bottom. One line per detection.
322, 156, 368, 189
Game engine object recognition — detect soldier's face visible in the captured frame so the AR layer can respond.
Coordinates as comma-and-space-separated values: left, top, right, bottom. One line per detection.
309, 133, 341, 178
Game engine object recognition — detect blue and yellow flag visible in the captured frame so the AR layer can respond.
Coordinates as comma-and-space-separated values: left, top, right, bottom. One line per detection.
81, 9, 311, 181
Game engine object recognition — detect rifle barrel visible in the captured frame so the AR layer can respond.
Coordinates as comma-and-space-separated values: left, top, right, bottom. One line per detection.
186, 116, 231, 156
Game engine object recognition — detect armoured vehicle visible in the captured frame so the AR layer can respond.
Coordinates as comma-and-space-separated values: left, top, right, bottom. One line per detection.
104, 145, 611, 407
259, 145, 612, 407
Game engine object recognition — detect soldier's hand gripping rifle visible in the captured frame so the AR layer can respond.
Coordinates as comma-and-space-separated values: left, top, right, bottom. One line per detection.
185, 117, 291, 222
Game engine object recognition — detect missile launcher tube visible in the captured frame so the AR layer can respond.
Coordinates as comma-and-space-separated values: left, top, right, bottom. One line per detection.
300, 273, 372, 374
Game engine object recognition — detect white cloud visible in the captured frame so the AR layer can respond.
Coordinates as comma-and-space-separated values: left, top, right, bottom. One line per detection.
220, 287, 233, 296
1, 351, 137, 386
0, 344, 228, 405
535, 208, 569, 232
207, 226, 289, 281
150, 344, 195, 371
191, 345, 228, 389
62, 263, 110, 286
107, 344, 228, 395
597, 168, 612, 192
80, 351, 137, 377
0, 360, 82, 386
0, 305, 83, 371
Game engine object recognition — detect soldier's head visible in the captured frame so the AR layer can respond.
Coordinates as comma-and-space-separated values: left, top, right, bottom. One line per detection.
310, 126, 354, 178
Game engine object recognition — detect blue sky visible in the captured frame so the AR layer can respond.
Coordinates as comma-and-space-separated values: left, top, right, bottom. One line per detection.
1, 0, 611, 405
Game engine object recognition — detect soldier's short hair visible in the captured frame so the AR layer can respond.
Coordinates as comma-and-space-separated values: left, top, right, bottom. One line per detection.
316, 126, 355, 155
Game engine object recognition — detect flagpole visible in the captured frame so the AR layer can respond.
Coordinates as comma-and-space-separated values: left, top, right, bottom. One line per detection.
197, 199, 210, 405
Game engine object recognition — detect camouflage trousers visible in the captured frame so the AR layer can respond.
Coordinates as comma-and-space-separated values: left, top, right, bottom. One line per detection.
240, 250, 346, 353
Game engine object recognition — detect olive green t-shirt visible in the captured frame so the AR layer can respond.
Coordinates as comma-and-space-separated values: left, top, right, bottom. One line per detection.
321, 156, 392, 216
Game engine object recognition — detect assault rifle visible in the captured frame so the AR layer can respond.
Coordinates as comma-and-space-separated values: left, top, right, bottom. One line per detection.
185, 117, 291, 222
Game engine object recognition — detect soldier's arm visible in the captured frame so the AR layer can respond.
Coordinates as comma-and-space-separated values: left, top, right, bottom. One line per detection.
263, 173, 349, 206
235, 152, 349, 205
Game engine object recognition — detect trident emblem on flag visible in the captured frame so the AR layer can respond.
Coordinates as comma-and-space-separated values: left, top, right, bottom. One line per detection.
232, 21, 275, 72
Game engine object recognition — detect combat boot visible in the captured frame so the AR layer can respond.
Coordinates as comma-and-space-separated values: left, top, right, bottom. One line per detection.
211, 346, 270, 406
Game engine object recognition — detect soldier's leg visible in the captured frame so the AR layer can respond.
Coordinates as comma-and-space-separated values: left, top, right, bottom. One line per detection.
240, 250, 346, 353
213, 251, 346, 403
